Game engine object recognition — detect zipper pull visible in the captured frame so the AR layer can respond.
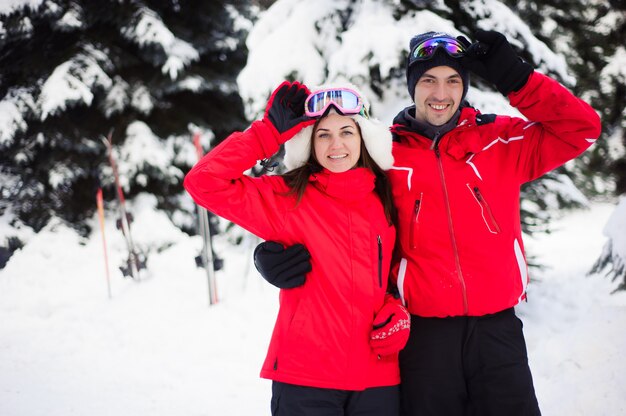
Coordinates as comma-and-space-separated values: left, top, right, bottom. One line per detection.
410, 199, 421, 250
472, 186, 501, 233
377, 235, 383, 288
429, 131, 441, 150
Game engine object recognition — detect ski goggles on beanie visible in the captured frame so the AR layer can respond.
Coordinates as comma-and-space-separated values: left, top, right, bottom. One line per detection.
304, 88, 369, 119
408, 35, 466, 66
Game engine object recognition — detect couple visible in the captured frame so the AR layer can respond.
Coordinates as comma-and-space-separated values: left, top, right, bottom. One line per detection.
185, 30, 601, 416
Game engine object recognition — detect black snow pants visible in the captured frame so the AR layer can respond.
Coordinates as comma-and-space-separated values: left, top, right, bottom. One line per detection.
271, 381, 399, 416
399, 307, 541, 416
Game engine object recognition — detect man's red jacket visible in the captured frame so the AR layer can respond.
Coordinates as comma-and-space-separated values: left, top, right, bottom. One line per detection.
389, 71, 602, 318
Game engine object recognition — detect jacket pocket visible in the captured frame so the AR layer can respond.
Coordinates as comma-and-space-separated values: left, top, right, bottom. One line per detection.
275, 295, 311, 371
466, 184, 500, 234
409, 193, 423, 249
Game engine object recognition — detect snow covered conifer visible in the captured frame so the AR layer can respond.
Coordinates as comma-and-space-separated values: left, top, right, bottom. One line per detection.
0, 0, 252, 236
237, 0, 622, 236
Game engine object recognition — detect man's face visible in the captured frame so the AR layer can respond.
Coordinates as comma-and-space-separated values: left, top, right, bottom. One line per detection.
412, 66, 464, 126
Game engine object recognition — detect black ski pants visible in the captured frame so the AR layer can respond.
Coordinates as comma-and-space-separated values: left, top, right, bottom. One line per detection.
399, 307, 541, 416
271, 381, 399, 416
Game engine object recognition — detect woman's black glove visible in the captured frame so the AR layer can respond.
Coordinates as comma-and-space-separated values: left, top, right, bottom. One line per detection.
458, 30, 533, 96
253, 241, 311, 289
262, 81, 315, 144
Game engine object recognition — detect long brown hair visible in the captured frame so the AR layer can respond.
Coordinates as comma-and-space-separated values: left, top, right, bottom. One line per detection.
281, 117, 396, 226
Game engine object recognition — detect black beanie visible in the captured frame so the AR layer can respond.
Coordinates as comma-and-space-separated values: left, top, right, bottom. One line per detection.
406, 32, 469, 102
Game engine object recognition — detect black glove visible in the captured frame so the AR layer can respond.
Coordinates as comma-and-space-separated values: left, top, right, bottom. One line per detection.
253, 241, 311, 289
263, 81, 315, 144
458, 30, 533, 96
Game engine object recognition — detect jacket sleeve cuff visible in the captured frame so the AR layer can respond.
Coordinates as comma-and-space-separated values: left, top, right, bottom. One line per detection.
507, 71, 539, 104
249, 119, 282, 158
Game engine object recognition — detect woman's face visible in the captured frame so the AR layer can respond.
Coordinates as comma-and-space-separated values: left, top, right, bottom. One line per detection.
312, 113, 362, 173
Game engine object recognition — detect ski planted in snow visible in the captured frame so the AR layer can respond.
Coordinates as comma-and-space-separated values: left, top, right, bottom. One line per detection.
192, 133, 219, 305
102, 130, 146, 280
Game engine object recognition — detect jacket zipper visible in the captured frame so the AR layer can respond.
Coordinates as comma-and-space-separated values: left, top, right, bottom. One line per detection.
409, 198, 422, 249
472, 186, 501, 233
434, 139, 469, 315
377, 235, 383, 288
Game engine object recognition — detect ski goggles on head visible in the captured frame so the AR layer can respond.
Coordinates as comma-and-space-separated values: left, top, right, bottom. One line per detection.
408, 35, 466, 66
304, 88, 369, 119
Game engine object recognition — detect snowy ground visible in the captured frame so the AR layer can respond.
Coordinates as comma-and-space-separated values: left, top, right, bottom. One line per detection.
1, 199, 624, 416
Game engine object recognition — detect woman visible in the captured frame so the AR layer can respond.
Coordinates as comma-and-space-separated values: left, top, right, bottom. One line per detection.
184, 81, 409, 416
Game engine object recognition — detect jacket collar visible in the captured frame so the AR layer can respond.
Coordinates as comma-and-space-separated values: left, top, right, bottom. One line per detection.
392, 105, 461, 140
309, 168, 375, 200
391, 105, 489, 160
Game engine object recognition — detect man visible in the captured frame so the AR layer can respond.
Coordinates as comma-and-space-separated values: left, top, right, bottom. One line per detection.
253, 30, 601, 415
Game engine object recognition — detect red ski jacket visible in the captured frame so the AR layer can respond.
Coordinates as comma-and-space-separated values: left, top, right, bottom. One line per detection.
184, 120, 398, 390
388, 71, 601, 318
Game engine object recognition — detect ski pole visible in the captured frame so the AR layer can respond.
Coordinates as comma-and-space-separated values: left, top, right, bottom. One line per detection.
102, 130, 141, 281
193, 132, 218, 305
96, 188, 112, 299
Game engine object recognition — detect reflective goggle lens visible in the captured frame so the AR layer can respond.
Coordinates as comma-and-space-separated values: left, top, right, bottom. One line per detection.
410, 36, 466, 65
305, 88, 366, 118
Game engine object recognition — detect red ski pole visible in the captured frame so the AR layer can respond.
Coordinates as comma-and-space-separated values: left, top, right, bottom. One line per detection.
102, 130, 142, 280
96, 188, 112, 299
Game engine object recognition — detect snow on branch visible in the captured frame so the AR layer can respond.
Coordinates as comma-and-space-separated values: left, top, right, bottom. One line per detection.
38, 44, 113, 120
590, 197, 626, 290
0, 88, 35, 146
52, 2, 83, 31
600, 46, 626, 96
114, 121, 185, 190
121, 7, 199, 80
0, 0, 44, 17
